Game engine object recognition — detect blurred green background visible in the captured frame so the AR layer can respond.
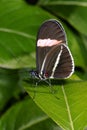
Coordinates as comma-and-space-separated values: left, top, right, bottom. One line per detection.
0, 0, 87, 130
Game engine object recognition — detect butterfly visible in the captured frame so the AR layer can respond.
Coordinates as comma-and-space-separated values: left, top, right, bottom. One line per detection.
30, 19, 74, 84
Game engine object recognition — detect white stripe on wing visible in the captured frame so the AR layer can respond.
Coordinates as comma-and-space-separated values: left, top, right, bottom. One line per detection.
50, 45, 63, 78
40, 55, 47, 76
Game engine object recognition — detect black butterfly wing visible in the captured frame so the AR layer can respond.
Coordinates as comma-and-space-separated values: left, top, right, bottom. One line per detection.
37, 19, 67, 40
36, 20, 67, 74
42, 44, 74, 79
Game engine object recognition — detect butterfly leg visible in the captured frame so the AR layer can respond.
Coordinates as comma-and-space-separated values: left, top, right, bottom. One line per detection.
36, 79, 42, 86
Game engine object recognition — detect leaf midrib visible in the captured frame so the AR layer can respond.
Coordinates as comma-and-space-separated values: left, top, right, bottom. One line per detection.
18, 116, 48, 130
62, 85, 74, 130
39, 1, 87, 7
0, 28, 35, 39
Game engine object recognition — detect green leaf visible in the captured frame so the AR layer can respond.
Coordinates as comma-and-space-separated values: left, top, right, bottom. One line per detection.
0, 68, 22, 110
0, 0, 54, 68
24, 76, 87, 130
38, 0, 87, 35
0, 98, 61, 130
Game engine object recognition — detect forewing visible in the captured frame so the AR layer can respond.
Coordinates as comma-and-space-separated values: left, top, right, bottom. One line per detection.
36, 20, 67, 73
37, 20, 67, 41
